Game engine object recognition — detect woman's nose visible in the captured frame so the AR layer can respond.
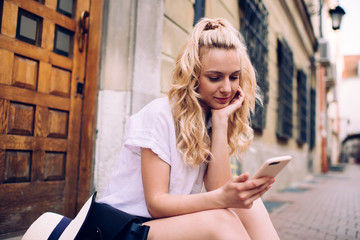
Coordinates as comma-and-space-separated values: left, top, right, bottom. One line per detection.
220, 78, 231, 93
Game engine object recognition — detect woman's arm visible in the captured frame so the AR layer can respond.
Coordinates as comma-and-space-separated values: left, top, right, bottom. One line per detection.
141, 148, 272, 218
204, 110, 233, 190
202, 87, 279, 239
141, 147, 220, 218
204, 87, 245, 190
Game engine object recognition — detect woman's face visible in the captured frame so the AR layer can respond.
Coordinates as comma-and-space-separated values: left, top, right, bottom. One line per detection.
198, 48, 241, 111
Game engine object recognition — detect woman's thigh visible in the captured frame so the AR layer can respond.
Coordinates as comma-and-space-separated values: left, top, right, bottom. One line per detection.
143, 209, 250, 240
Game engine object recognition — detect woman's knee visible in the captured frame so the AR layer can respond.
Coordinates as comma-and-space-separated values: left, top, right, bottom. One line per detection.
204, 209, 250, 240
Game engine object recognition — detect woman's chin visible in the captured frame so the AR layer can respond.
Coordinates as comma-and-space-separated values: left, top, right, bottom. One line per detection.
211, 103, 230, 110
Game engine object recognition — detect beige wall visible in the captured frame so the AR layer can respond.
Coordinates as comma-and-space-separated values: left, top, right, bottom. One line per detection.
161, 0, 193, 94
240, 0, 317, 190
261, 0, 313, 148
205, 0, 240, 29
222, 0, 313, 187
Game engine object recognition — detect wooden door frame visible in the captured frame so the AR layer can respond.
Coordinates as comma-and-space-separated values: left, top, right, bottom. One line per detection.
76, 0, 103, 210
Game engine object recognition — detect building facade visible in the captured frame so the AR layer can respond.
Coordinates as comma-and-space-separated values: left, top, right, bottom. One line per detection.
309, 0, 347, 170
339, 55, 360, 163
94, 0, 318, 197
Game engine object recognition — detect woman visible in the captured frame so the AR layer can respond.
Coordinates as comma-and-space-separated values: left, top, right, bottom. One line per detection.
100, 18, 279, 239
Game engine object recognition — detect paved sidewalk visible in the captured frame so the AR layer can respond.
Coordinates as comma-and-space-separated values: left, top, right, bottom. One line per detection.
265, 164, 360, 240
3, 165, 359, 240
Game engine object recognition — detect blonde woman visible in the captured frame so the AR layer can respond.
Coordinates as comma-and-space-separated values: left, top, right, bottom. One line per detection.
100, 18, 279, 239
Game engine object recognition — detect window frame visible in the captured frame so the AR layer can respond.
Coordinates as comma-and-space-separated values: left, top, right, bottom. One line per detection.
297, 70, 308, 144
56, 0, 75, 18
193, 0, 205, 26
16, 8, 43, 46
309, 88, 316, 149
276, 38, 294, 140
53, 24, 74, 57
0, 0, 3, 33
239, 0, 269, 131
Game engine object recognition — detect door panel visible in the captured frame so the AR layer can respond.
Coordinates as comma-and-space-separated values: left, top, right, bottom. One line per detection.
0, 0, 90, 235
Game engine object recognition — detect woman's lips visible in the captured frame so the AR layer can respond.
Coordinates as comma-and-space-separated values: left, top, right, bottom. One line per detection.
215, 97, 230, 104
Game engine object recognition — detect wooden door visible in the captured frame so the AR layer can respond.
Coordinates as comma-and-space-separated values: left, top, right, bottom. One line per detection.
0, 0, 101, 236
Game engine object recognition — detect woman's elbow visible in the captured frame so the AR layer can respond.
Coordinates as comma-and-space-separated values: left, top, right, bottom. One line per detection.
145, 196, 170, 218
146, 202, 167, 218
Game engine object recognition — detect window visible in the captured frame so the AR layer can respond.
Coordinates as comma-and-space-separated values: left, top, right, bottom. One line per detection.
53, 25, 74, 57
297, 70, 307, 144
57, 0, 75, 18
309, 88, 316, 149
0, 0, 3, 33
277, 38, 294, 140
193, 0, 205, 26
16, 8, 43, 46
240, 0, 269, 130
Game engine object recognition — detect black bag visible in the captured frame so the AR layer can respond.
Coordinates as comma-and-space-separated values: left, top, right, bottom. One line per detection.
75, 197, 150, 240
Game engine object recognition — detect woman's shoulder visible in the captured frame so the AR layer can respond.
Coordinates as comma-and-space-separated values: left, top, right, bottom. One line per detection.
129, 97, 172, 125
138, 97, 171, 116
146, 97, 170, 109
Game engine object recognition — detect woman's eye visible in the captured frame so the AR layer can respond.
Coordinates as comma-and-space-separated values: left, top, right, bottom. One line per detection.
230, 76, 239, 81
208, 77, 220, 81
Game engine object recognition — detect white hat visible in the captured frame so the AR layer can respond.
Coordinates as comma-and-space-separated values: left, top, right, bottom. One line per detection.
22, 193, 96, 240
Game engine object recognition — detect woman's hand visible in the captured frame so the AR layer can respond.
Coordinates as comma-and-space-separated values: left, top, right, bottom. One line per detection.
215, 172, 275, 209
211, 86, 245, 126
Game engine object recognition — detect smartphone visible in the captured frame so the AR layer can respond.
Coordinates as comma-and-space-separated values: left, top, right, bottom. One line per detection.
251, 155, 292, 179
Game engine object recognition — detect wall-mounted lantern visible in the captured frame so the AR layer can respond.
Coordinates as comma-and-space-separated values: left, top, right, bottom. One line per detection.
329, 5, 346, 30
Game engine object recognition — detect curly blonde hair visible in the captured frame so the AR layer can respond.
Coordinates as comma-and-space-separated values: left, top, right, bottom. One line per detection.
168, 18, 260, 167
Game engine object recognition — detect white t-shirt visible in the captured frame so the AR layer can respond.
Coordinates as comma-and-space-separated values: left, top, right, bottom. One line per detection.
99, 97, 207, 218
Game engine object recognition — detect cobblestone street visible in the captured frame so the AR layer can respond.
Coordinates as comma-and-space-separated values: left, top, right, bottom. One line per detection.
266, 164, 360, 240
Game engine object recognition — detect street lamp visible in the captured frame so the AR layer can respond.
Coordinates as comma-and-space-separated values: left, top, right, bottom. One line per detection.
317, 1, 346, 173
329, 5, 346, 30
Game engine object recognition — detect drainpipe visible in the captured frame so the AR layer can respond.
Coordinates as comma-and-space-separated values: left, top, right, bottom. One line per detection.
319, 65, 328, 173
319, 0, 328, 173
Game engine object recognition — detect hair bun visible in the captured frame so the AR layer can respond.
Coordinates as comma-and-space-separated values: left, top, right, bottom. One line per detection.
204, 20, 224, 31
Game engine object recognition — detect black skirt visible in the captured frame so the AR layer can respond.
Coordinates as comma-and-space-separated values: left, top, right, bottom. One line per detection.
136, 216, 154, 224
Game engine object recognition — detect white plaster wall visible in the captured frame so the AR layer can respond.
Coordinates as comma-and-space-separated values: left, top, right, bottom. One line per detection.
99, 0, 134, 91
94, 0, 164, 197
94, 90, 131, 197
338, 78, 360, 140
131, 0, 164, 114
